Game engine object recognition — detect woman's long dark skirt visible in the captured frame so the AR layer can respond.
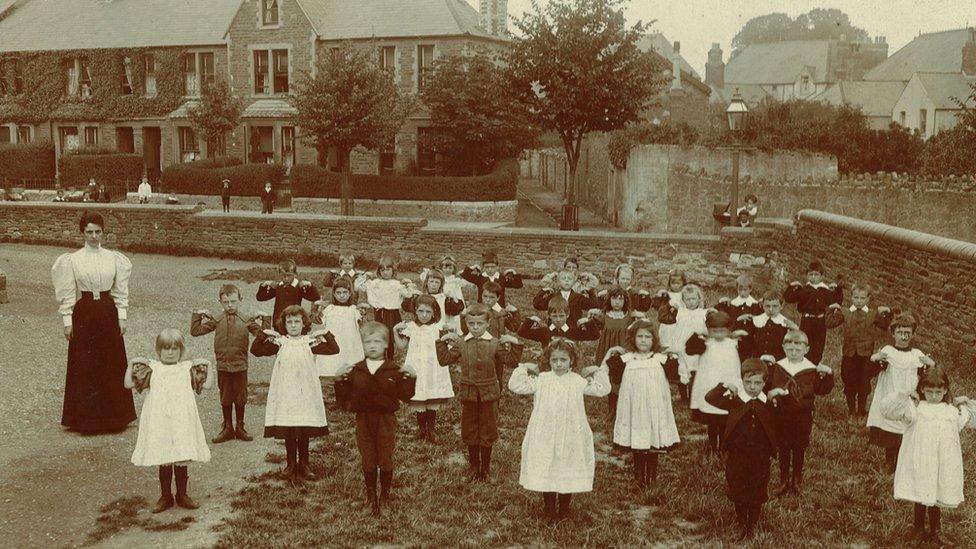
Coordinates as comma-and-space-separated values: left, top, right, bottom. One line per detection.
62, 293, 136, 432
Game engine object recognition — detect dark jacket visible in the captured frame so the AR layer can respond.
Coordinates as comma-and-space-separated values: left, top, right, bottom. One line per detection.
784, 283, 843, 317
825, 306, 892, 357
532, 288, 593, 325
334, 360, 416, 413
436, 335, 517, 402
715, 298, 764, 325
190, 311, 263, 372
249, 330, 339, 358
766, 361, 834, 413
740, 315, 792, 360
460, 267, 523, 307
705, 385, 777, 452
516, 317, 602, 348
256, 278, 321, 324
401, 293, 464, 318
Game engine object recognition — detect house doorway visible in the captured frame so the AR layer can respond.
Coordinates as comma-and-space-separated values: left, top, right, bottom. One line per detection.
143, 127, 162, 181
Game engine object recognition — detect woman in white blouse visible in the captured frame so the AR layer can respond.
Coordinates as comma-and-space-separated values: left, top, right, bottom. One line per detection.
51, 212, 136, 433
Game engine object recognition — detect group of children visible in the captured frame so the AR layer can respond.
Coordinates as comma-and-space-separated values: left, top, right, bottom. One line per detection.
122, 252, 975, 542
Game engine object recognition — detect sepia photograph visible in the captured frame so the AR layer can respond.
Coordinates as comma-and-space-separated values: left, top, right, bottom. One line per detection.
1, 0, 976, 546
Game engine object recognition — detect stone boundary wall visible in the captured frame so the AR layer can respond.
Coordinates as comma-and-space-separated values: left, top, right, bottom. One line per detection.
0, 202, 752, 288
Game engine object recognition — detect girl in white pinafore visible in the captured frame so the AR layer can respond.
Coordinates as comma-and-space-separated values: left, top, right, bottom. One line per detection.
126, 329, 212, 513
658, 284, 708, 402
508, 339, 610, 524
394, 294, 454, 442
686, 311, 743, 455
881, 366, 975, 542
312, 277, 364, 377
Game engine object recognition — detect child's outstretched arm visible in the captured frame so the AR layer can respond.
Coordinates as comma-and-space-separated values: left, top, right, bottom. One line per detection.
582, 364, 611, 397
310, 331, 340, 355
436, 334, 461, 366
190, 310, 218, 337
704, 383, 738, 412
199, 359, 215, 390
517, 317, 549, 343
814, 364, 835, 395
501, 268, 523, 289
300, 280, 321, 303
824, 304, 845, 330
123, 360, 138, 389
507, 363, 539, 395
393, 322, 410, 350
880, 392, 917, 424
532, 288, 554, 311
249, 331, 281, 357
256, 281, 276, 302
395, 365, 417, 402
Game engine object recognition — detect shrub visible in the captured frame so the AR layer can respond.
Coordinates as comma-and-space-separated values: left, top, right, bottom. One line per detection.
161, 161, 286, 196
289, 158, 519, 201
608, 122, 699, 169
919, 126, 976, 177
58, 151, 144, 187
0, 141, 56, 181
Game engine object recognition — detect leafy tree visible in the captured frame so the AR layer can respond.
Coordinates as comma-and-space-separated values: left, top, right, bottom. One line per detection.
294, 43, 414, 215
951, 80, 976, 131
422, 53, 540, 175
187, 79, 243, 158
509, 0, 665, 229
732, 9, 870, 54
920, 126, 976, 176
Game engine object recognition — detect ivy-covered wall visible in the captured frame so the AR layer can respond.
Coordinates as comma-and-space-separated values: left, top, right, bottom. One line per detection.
0, 47, 224, 123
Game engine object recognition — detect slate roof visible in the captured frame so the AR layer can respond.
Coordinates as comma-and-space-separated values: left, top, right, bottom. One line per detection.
915, 72, 976, 109
299, 0, 498, 41
814, 80, 906, 117
725, 40, 833, 85
865, 28, 972, 82
168, 100, 201, 120
242, 99, 298, 118
636, 33, 701, 81
710, 84, 771, 107
0, 0, 240, 53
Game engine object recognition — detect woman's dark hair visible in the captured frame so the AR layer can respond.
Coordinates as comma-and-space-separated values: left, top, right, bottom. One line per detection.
603, 285, 631, 313
626, 319, 659, 352
276, 304, 312, 335
79, 211, 105, 232
331, 277, 354, 305
916, 366, 950, 403
539, 338, 579, 373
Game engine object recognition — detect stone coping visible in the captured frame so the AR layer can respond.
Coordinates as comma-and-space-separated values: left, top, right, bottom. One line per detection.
125, 192, 518, 208
193, 210, 429, 227
797, 210, 976, 262
0, 201, 202, 214
419, 224, 721, 243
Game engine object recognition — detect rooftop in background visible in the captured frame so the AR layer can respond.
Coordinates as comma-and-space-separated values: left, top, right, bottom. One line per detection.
636, 33, 701, 81
865, 28, 973, 82
710, 84, 771, 106
814, 81, 907, 118
914, 71, 976, 109
300, 0, 499, 41
0, 0, 241, 52
726, 39, 833, 85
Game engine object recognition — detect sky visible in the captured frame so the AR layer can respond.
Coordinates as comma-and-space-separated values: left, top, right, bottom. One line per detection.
496, 0, 976, 77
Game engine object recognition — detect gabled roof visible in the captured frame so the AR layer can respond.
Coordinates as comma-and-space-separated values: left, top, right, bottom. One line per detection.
914, 72, 975, 109
710, 84, 771, 107
726, 40, 833, 85
299, 0, 498, 41
814, 80, 906, 118
865, 28, 972, 82
0, 0, 240, 53
636, 33, 701, 81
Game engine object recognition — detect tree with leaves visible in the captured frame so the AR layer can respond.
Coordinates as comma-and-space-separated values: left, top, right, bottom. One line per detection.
731, 8, 870, 54
187, 79, 243, 158
422, 53, 539, 175
293, 43, 414, 215
509, 0, 664, 229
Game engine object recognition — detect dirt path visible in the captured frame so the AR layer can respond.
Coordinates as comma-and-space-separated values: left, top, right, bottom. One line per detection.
0, 244, 286, 548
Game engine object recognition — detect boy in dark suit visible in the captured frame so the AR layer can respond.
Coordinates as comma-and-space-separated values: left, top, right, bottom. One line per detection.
461, 281, 521, 339
256, 259, 321, 324
334, 322, 416, 516
740, 291, 798, 361
460, 251, 523, 307
784, 261, 843, 364
705, 358, 777, 540
260, 181, 275, 214
824, 283, 892, 417
532, 269, 595, 325
517, 296, 602, 348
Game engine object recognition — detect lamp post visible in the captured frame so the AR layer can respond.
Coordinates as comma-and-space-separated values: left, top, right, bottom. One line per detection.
726, 89, 748, 217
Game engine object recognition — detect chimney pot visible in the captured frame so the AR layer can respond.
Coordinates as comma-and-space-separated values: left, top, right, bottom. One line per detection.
673, 41, 680, 53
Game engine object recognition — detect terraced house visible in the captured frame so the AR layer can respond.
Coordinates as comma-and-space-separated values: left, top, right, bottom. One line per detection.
0, 0, 509, 179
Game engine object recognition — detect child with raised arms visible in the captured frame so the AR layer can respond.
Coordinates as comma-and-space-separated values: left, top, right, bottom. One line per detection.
867, 313, 936, 473
518, 296, 602, 349
395, 294, 454, 442
657, 283, 708, 403
460, 250, 523, 307
739, 290, 797, 361
256, 259, 321, 325
361, 253, 414, 360
509, 339, 610, 524
126, 329, 213, 513
783, 260, 843, 364
408, 268, 464, 335
250, 305, 339, 483
605, 319, 681, 488
311, 277, 365, 377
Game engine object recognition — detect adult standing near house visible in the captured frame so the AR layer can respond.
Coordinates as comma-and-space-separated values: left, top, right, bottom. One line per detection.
51, 211, 137, 433
260, 181, 275, 214
137, 176, 153, 204
220, 178, 232, 212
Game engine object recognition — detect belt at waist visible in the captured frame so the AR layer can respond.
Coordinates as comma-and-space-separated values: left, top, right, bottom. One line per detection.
802, 313, 825, 319
81, 291, 112, 300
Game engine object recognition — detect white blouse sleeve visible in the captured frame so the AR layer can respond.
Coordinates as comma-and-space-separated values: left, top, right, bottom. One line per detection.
364, 279, 379, 308
51, 253, 77, 327
583, 365, 611, 397
110, 251, 132, 320
956, 405, 972, 431
508, 365, 538, 395
880, 393, 917, 425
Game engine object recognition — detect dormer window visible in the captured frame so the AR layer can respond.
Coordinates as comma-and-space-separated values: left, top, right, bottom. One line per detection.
261, 0, 279, 27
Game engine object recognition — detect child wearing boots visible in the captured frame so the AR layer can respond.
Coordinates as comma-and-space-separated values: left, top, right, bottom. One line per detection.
824, 283, 892, 417
250, 305, 339, 483
436, 303, 520, 481
126, 329, 213, 513
765, 329, 834, 497
508, 339, 610, 525
335, 322, 417, 516
784, 261, 843, 364
191, 284, 265, 443
705, 358, 777, 540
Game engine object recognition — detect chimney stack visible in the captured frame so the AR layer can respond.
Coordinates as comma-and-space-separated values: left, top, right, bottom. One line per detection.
670, 41, 683, 91
963, 27, 976, 76
479, 0, 508, 37
705, 42, 725, 89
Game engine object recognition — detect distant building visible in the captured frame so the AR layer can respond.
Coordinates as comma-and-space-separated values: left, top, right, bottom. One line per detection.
892, 72, 975, 139
814, 81, 906, 130
636, 34, 711, 129
707, 37, 888, 104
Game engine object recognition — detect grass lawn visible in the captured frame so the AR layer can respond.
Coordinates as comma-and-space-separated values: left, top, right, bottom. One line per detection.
212, 274, 976, 547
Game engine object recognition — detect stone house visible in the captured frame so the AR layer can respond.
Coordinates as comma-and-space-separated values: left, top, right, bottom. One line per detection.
636, 33, 712, 130
0, 0, 509, 179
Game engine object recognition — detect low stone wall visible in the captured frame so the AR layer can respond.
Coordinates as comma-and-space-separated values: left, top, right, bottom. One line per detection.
123, 193, 517, 222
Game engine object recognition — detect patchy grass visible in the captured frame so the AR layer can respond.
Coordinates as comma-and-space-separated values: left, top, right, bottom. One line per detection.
85, 497, 195, 545
214, 278, 976, 547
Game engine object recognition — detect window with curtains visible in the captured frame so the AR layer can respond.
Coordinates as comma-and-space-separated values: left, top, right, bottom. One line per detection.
144, 54, 157, 97
17, 125, 31, 143
65, 59, 79, 95
121, 56, 133, 94
84, 127, 98, 147
178, 127, 200, 162
253, 49, 288, 94
281, 126, 295, 168
416, 127, 435, 175
183, 53, 198, 96
273, 50, 288, 93
417, 45, 434, 91
380, 46, 396, 74
200, 52, 215, 92
254, 50, 269, 94
261, 0, 279, 26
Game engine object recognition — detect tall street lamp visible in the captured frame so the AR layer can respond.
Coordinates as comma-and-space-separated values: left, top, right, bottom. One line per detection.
726, 89, 749, 217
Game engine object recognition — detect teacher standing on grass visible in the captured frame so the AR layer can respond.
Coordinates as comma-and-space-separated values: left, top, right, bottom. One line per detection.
51, 211, 136, 433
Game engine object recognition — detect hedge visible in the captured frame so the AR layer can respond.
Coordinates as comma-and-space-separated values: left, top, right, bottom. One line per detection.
59, 151, 144, 187
0, 141, 56, 181
161, 160, 286, 196
289, 158, 519, 201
